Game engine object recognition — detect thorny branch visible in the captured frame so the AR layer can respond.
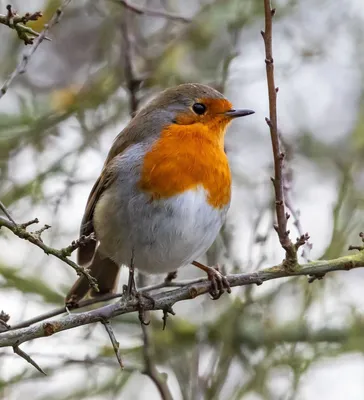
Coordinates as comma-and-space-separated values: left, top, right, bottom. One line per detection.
7, 279, 186, 331
0, 0, 73, 99
0, 248, 364, 349
261, 0, 309, 265
0, 216, 98, 292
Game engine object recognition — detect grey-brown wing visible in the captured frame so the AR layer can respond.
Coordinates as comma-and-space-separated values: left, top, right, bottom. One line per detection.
76, 121, 142, 265
77, 166, 117, 266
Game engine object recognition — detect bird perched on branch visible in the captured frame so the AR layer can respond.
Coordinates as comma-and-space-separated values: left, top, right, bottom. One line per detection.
65, 83, 254, 306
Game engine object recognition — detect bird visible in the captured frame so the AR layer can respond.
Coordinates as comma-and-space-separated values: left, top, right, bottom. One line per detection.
65, 83, 254, 307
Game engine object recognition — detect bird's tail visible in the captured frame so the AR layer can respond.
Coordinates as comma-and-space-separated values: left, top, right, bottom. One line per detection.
65, 249, 120, 306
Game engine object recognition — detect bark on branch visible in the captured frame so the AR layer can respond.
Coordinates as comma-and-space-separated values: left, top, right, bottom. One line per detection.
1, 250, 363, 348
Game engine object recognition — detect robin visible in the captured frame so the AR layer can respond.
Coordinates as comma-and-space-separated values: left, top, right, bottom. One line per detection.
65, 83, 254, 305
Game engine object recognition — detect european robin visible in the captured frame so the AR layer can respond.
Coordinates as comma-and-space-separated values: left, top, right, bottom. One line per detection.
65, 83, 254, 305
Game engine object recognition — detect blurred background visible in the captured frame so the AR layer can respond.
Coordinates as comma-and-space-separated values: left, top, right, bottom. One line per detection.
0, 0, 364, 399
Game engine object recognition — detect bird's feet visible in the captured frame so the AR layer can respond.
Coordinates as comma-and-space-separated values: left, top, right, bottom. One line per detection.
192, 261, 231, 300
123, 283, 155, 325
124, 266, 155, 325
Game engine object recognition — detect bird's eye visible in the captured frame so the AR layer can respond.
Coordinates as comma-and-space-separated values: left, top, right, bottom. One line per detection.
192, 103, 206, 115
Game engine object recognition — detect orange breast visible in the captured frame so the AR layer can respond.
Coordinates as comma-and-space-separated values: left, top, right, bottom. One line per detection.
139, 123, 232, 209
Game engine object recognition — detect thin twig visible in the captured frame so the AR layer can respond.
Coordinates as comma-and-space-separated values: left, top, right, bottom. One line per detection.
136, 272, 159, 389
59, 233, 96, 257
141, 322, 173, 400
1, 249, 364, 348
348, 232, 364, 252
261, 1, 300, 264
116, 0, 191, 23
0, 200, 16, 224
0, 0, 73, 99
0, 216, 98, 292
281, 139, 312, 261
13, 345, 46, 375
0, 5, 50, 45
121, 11, 139, 116
101, 320, 124, 369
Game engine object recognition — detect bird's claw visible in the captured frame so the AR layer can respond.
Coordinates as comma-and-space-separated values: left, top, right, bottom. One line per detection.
123, 287, 155, 325
135, 291, 155, 325
206, 265, 231, 300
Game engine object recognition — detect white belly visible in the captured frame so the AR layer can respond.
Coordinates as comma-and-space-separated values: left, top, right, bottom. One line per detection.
95, 186, 228, 273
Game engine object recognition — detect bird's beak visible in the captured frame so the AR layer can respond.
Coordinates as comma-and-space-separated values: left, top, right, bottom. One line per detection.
224, 109, 255, 118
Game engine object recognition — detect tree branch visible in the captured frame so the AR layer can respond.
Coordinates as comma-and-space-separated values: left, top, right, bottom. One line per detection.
8, 280, 188, 331
141, 322, 173, 400
0, 5, 50, 45
0, 0, 73, 99
116, 0, 191, 23
261, 2, 291, 252
102, 320, 124, 369
261, 1, 309, 265
1, 250, 363, 349
121, 9, 139, 116
0, 216, 98, 292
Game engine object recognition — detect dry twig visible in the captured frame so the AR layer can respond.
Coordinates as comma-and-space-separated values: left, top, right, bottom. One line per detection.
281, 139, 312, 261
121, 11, 139, 116
0, 200, 16, 224
59, 233, 96, 257
116, 0, 191, 23
0, 5, 50, 45
283, 174, 312, 260
0, 216, 98, 292
141, 322, 173, 400
0, 0, 73, 99
101, 320, 124, 369
261, 0, 309, 265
